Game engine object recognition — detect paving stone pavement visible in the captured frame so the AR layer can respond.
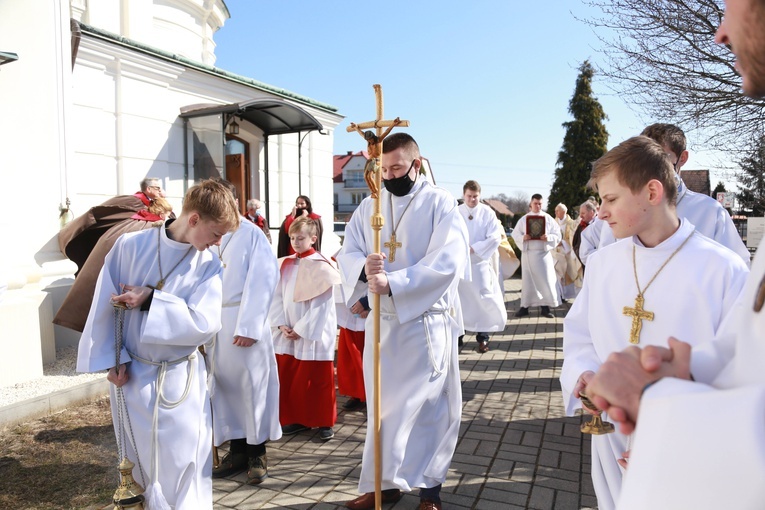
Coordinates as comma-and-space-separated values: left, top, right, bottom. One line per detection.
213, 278, 597, 510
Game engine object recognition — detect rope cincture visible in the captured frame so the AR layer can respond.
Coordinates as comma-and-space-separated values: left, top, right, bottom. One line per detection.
380, 307, 451, 376
127, 349, 197, 487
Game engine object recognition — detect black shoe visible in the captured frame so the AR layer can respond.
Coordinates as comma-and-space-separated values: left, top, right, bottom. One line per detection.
458, 335, 464, 347
342, 397, 366, 411
282, 423, 309, 435
515, 307, 529, 318
541, 306, 554, 318
212, 451, 247, 478
318, 427, 334, 441
477, 341, 489, 353
246, 454, 268, 484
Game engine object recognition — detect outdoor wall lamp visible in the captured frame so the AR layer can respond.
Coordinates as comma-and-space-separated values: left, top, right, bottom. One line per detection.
228, 118, 239, 135
0, 52, 19, 67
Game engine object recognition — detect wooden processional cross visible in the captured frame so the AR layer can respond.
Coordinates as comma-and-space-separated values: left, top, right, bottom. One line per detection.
346, 84, 409, 510
622, 293, 654, 344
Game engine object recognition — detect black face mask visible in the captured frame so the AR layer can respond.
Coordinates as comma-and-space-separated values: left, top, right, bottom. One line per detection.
383, 160, 417, 197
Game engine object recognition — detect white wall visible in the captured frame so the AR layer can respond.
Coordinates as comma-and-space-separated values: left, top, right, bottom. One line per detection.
71, 0, 229, 65
0, 0, 73, 384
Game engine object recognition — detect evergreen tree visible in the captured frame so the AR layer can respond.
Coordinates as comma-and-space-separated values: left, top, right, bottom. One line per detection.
712, 181, 727, 197
711, 181, 732, 214
736, 137, 765, 216
547, 61, 609, 215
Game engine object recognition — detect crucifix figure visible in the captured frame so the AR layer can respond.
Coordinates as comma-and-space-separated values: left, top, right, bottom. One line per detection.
622, 294, 654, 344
349, 119, 403, 199
384, 232, 402, 262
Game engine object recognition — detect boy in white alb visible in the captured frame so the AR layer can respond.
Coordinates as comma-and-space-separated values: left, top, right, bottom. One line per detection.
581, 6, 765, 507
270, 216, 340, 441
560, 136, 749, 510
77, 180, 240, 509
208, 179, 282, 485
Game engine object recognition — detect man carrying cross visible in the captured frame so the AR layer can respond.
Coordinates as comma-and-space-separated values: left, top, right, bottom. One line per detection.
338, 132, 469, 510
558, 136, 748, 510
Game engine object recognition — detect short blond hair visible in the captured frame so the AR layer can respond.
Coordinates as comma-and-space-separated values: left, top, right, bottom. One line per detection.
289, 216, 318, 237
182, 179, 240, 231
588, 136, 677, 205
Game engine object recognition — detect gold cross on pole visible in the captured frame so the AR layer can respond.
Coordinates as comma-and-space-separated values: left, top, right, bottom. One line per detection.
622, 294, 654, 344
383, 232, 402, 262
345, 84, 409, 510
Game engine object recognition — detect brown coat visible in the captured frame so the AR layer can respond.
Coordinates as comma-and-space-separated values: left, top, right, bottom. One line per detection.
54, 194, 157, 332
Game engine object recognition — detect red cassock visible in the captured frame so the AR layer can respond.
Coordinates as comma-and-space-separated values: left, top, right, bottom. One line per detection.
337, 328, 365, 400
276, 354, 337, 427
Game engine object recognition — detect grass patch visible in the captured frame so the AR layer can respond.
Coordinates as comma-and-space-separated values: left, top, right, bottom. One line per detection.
0, 397, 116, 509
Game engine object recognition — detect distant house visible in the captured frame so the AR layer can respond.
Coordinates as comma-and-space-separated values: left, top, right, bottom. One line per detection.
334, 151, 370, 222
680, 169, 711, 196
333, 151, 437, 222
483, 199, 515, 230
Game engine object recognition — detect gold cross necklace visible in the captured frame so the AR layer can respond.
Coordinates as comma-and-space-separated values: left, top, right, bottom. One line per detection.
154, 225, 194, 290
216, 230, 236, 269
623, 230, 694, 344
385, 185, 425, 262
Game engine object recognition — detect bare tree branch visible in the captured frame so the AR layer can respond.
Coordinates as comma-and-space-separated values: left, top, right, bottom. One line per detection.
581, 0, 765, 152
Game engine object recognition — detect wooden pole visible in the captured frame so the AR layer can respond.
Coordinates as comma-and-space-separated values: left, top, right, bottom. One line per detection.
345, 84, 409, 510
372, 85, 383, 510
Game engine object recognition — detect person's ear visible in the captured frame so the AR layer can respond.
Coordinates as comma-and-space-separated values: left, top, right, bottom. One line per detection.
676, 150, 689, 170
311, 235, 318, 245
188, 212, 200, 227
646, 179, 664, 204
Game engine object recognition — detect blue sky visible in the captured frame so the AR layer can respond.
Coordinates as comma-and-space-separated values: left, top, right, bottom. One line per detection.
213, 0, 728, 202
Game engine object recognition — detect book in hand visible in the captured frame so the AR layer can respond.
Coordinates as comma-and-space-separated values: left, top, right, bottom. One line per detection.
526, 215, 546, 240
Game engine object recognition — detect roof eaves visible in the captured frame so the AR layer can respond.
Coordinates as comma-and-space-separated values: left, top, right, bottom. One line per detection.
77, 22, 339, 114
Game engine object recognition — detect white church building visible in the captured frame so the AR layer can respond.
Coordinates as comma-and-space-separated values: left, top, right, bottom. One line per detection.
0, 0, 343, 388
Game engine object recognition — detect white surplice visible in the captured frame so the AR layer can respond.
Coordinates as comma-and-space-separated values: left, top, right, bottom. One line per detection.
560, 219, 749, 510
270, 252, 338, 361
208, 219, 282, 447
337, 178, 469, 493
335, 281, 366, 332
77, 223, 224, 509
511, 212, 561, 308
599, 178, 751, 266
457, 202, 507, 332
